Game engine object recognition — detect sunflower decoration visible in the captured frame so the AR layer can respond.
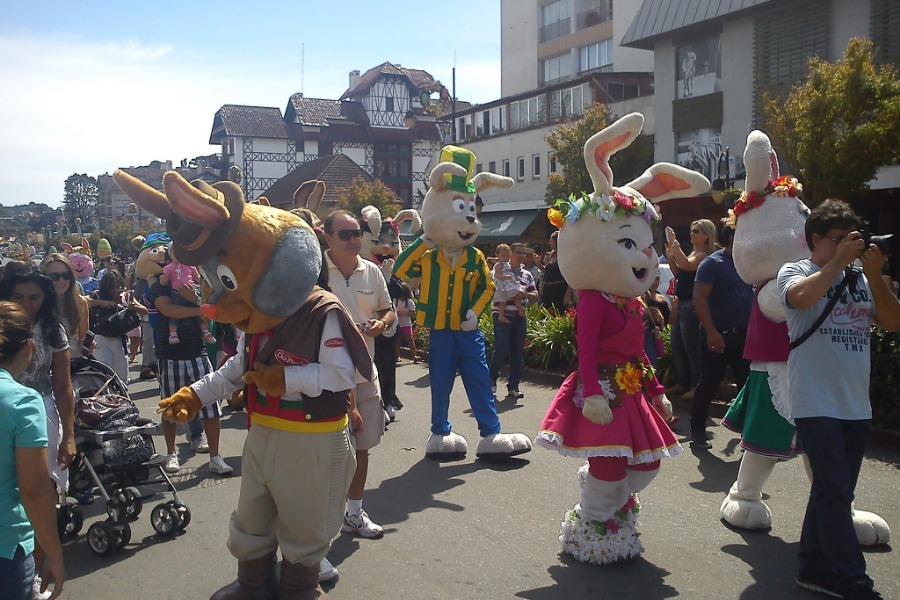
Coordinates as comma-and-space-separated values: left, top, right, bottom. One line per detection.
614, 363, 643, 395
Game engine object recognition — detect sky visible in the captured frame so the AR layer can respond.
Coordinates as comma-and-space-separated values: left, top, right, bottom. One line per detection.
0, 0, 502, 208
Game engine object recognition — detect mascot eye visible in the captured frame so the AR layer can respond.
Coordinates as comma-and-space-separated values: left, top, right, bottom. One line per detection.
452, 197, 466, 213
216, 265, 238, 290
617, 238, 637, 250
467, 200, 477, 214
371, 239, 380, 245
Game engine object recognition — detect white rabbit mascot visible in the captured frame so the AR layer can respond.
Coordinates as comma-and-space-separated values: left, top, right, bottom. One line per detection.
393, 145, 532, 458
536, 113, 708, 563
359, 204, 421, 282
719, 130, 890, 545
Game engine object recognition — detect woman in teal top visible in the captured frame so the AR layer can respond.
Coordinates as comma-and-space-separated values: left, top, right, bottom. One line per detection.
0, 301, 66, 599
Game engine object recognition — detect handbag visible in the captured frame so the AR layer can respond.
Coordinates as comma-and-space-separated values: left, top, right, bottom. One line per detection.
94, 307, 142, 338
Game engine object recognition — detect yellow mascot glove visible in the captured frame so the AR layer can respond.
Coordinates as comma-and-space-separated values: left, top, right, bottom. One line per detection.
158, 387, 203, 423
242, 362, 286, 397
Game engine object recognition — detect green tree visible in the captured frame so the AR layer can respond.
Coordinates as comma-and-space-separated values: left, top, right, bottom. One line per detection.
63, 173, 99, 227
764, 37, 900, 206
337, 176, 402, 217
544, 104, 655, 204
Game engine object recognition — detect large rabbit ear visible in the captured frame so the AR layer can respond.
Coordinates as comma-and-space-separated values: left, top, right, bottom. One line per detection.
292, 180, 326, 212
584, 112, 644, 195
361, 205, 382, 235
743, 130, 781, 193
625, 163, 711, 203
472, 172, 514, 193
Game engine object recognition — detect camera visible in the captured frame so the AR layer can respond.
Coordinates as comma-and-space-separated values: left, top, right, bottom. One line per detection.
860, 230, 894, 253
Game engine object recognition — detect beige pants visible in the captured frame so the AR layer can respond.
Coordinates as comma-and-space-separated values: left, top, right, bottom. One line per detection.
227, 423, 356, 566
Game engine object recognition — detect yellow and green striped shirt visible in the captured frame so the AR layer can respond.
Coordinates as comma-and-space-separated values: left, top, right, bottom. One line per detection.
394, 237, 495, 330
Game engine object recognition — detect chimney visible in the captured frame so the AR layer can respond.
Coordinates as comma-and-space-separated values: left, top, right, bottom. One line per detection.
349, 70, 360, 91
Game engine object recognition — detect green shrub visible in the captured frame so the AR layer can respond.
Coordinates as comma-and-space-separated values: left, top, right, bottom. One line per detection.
524, 304, 577, 370
870, 326, 900, 430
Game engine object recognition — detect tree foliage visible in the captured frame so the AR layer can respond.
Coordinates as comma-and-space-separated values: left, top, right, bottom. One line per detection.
337, 176, 402, 217
544, 103, 655, 205
63, 173, 99, 227
764, 38, 900, 206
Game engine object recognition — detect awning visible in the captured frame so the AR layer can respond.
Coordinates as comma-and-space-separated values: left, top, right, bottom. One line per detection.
400, 209, 539, 242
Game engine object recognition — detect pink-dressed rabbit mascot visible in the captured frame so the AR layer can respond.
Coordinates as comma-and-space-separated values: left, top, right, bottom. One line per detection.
536, 113, 710, 563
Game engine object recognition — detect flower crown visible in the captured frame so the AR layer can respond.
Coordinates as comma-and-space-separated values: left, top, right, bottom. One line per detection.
547, 190, 661, 229
725, 176, 803, 226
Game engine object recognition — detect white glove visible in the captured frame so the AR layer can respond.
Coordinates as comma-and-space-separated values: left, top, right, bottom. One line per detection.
460, 309, 478, 331
582, 395, 613, 425
380, 258, 395, 281
665, 226, 677, 246
653, 394, 673, 421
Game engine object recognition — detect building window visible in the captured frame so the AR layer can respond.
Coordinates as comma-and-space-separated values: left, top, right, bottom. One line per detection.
541, 53, 573, 86
509, 96, 546, 130
475, 163, 483, 173
576, 0, 613, 30
488, 161, 496, 173
516, 157, 525, 181
385, 97, 395, 112
457, 116, 472, 141
606, 82, 640, 102
490, 106, 504, 134
539, 0, 570, 43
548, 152, 557, 174
502, 159, 510, 178
578, 38, 613, 72
676, 128, 723, 182
676, 36, 722, 99
532, 155, 541, 178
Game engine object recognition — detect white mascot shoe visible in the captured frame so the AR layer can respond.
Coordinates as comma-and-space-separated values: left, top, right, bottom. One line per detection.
561, 473, 643, 564
721, 451, 777, 530
852, 507, 891, 546
425, 432, 468, 457
475, 432, 532, 458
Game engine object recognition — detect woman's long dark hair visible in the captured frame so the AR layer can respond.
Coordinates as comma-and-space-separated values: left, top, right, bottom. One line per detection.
0, 301, 34, 363
98, 271, 124, 302
0, 262, 65, 348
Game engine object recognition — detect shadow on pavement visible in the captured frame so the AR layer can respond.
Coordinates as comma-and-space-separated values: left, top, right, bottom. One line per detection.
721, 531, 800, 599
688, 443, 741, 494
516, 557, 676, 599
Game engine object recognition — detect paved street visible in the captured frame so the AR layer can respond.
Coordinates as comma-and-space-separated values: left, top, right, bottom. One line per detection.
59, 360, 898, 600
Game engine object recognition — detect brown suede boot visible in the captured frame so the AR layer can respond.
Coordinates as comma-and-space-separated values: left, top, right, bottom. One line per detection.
278, 560, 329, 600
210, 553, 277, 600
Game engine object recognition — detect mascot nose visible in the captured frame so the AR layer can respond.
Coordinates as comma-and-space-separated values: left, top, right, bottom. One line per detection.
643, 246, 654, 258
467, 216, 475, 224
200, 303, 218, 320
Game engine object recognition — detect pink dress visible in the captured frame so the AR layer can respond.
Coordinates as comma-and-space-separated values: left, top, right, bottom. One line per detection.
537, 290, 681, 464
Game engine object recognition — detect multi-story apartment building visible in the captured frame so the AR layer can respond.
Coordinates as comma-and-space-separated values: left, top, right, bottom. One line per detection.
209, 62, 444, 208
96, 159, 218, 230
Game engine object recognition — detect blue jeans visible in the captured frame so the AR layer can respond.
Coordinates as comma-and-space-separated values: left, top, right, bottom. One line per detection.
671, 300, 701, 389
794, 417, 870, 583
489, 313, 526, 391
428, 328, 501, 437
0, 545, 35, 600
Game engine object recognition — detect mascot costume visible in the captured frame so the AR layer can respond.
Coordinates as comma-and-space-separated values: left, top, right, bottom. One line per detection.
719, 130, 890, 545
393, 146, 532, 458
132, 232, 170, 380
115, 169, 373, 600
62, 237, 98, 295
536, 113, 708, 563
360, 204, 421, 420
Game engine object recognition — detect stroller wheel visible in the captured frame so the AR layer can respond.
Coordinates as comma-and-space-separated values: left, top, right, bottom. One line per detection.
150, 503, 180, 537
124, 487, 143, 520
168, 501, 192, 531
57, 504, 84, 540
87, 521, 117, 555
110, 519, 132, 548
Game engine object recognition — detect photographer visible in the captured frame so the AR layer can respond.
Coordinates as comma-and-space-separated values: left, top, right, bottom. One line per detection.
777, 199, 900, 600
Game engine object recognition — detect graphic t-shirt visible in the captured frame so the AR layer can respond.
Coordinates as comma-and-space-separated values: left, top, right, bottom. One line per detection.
778, 260, 874, 420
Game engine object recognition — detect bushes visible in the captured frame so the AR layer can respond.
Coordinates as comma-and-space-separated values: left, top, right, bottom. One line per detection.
870, 326, 900, 430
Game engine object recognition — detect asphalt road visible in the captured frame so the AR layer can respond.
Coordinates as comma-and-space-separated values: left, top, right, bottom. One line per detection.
58, 360, 898, 600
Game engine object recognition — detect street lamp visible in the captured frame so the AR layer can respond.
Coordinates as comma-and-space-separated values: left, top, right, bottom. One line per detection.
711, 146, 734, 205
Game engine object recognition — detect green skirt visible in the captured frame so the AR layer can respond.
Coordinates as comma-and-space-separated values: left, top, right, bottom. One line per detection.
722, 370, 802, 459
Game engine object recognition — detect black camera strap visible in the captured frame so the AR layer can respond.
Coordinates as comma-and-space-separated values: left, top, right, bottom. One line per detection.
789, 268, 855, 350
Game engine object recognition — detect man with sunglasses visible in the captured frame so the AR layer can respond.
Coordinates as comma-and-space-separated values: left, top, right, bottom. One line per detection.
322, 210, 395, 551
777, 199, 900, 600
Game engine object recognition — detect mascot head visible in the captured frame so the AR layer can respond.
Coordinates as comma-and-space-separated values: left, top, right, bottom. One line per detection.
135, 233, 170, 280
554, 113, 710, 298
730, 130, 810, 286
114, 170, 322, 334
64, 236, 94, 281
360, 205, 421, 266
421, 145, 514, 249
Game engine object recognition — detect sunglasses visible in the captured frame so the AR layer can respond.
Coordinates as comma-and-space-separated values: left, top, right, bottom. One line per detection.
690, 228, 702, 234
48, 272, 73, 282
329, 229, 363, 241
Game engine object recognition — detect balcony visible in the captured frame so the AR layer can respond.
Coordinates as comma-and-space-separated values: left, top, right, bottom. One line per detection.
539, 18, 570, 44
576, 4, 612, 31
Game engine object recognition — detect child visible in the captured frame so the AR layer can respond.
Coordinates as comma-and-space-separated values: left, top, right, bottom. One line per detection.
160, 248, 215, 345
394, 281, 420, 363
492, 243, 525, 324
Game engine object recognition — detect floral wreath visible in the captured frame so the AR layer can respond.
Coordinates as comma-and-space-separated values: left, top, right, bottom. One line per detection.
725, 176, 803, 227
547, 190, 661, 229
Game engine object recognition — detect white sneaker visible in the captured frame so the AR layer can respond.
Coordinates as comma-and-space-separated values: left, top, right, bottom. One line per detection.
319, 557, 339, 582
341, 509, 384, 538
385, 403, 396, 422
32, 576, 52, 600
164, 453, 180, 473
190, 434, 210, 453
208, 454, 233, 475
491, 381, 497, 394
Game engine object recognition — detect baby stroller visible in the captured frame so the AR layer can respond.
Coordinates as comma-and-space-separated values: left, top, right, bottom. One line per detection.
59, 356, 192, 555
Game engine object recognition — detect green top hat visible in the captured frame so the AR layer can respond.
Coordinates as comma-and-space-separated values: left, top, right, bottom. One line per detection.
440, 145, 477, 193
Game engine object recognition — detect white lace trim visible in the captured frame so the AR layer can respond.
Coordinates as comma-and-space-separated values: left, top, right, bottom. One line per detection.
766, 362, 794, 424
536, 431, 682, 463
